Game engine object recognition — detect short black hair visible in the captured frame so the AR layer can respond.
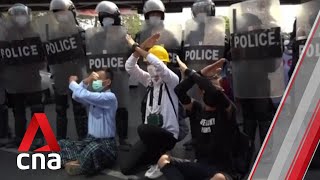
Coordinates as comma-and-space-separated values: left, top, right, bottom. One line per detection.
104, 68, 114, 81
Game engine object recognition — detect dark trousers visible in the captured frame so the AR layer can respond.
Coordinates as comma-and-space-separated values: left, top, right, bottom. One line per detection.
239, 98, 275, 143
9, 92, 44, 140
239, 98, 275, 162
55, 94, 88, 140
120, 124, 177, 175
161, 159, 233, 180
190, 116, 200, 140
116, 107, 128, 140
0, 103, 9, 138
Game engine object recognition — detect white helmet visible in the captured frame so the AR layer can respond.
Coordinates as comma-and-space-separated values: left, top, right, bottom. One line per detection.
143, 0, 165, 20
95, 1, 121, 26
49, 0, 79, 24
8, 4, 32, 27
49, 0, 75, 11
191, 0, 215, 17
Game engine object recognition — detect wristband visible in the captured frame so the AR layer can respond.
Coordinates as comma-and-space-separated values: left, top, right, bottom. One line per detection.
131, 43, 140, 53
197, 70, 203, 77
184, 69, 196, 77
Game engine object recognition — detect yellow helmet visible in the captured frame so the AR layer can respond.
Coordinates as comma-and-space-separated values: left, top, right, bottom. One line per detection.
148, 45, 170, 63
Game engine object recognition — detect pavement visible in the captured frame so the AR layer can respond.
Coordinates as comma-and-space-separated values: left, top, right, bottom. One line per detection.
0, 87, 319, 180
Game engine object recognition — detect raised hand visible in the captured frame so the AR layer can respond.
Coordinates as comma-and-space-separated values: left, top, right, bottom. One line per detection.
201, 58, 226, 77
69, 76, 78, 83
141, 33, 160, 49
126, 34, 136, 47
89, 72, 99, 81
176, 55, 188, 74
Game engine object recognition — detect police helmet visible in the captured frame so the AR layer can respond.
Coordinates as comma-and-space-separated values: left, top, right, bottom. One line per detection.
50, 0, 75, 11
143, 0, 165, 20
192, 0, 215, 17
8, 3, 31, 18
8, 4, 32, 26
95, 1, 121, 26
50, 0, 79, 24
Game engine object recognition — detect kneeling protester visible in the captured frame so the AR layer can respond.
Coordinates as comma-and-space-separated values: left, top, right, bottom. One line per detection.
59, 69, 118, 175
120, 33, 179, 179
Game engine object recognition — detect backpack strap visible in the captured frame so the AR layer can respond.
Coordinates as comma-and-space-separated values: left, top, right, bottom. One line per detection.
148, 84, 164, 107
164, 83, 178, 118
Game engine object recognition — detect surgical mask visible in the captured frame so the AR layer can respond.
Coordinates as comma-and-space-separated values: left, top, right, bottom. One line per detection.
196, 13, 207, 23
15, 15, 28, 27
56, 13, 69, 22
102, 17, 114, 27
147, 65, 157, 77
92, 80, 105, 92
149, 16, 162, 26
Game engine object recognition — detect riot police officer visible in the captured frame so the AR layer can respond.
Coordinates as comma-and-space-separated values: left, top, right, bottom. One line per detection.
3, 4, 45, 148
230, 0, 284, 162
49, 0, 88, 140
137, 0, 183, 72
183, 0, 230, 150
0, 13, 9, 141
94, 1, 131, 148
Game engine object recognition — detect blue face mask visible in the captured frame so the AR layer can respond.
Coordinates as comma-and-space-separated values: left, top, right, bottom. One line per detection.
92, 80, 104, 92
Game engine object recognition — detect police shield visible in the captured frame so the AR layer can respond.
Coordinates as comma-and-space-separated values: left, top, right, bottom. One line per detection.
85, 26, 129, 72
138, 22, 182, 65
36, 12, 85, 65
296, 0, 320, 57
183, 16, 226, 71
1, 15, 45, 65
0, 22, 7, 104
2, 13, 46, 94
230, 0, 285, 98
85, 26, 130, 107
0, 19, 7, 66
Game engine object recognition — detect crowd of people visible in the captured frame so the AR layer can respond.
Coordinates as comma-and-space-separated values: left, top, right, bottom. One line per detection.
0, 0, 316, 179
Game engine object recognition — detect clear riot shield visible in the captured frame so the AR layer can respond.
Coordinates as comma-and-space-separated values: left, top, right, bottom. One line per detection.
36, 11, 87, 95
0, 20, 7, 104
138, 22, 183, 65
2, 15, 45, 65
36, 11, 85, 65
184, 16, 226, 71
230, 0, 285, 98
86, 26, 131, 108
2, 14, 45, 94
296, 0, 320, 57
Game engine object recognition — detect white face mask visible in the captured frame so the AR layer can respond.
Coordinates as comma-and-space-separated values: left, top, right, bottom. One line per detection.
15, 15, 28, 27
102, 17, 115, 27
196, 13, 207, 23
147, 65, 157, 77
149, 16, 162, 26
56, 13, 70, 22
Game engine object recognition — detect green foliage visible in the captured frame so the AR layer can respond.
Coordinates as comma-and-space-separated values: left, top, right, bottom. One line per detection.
122, 14, 142, 38
222, 16, 230, 38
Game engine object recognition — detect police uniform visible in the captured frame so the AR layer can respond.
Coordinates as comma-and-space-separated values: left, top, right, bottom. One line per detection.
49, 0, 88, 140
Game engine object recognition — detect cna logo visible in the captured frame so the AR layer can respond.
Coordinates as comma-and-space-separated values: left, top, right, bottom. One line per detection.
17, 113, 61, 170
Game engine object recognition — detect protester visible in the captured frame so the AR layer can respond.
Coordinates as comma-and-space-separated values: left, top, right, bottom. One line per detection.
59, 69, 117, 175
156, 57, 237, 180
120, 34, 179, 179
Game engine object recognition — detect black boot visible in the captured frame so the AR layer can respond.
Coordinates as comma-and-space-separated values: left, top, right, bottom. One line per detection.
117, 108, 131, 151
72, 100, 88, 140
0, 104, 9, 138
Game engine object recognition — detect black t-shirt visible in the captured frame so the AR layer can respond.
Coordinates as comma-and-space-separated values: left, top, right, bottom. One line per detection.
187, 101, 234, 170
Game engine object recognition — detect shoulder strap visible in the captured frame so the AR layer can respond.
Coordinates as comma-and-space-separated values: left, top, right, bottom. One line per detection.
165, 83, 178, 118
148, 84, 164, 107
